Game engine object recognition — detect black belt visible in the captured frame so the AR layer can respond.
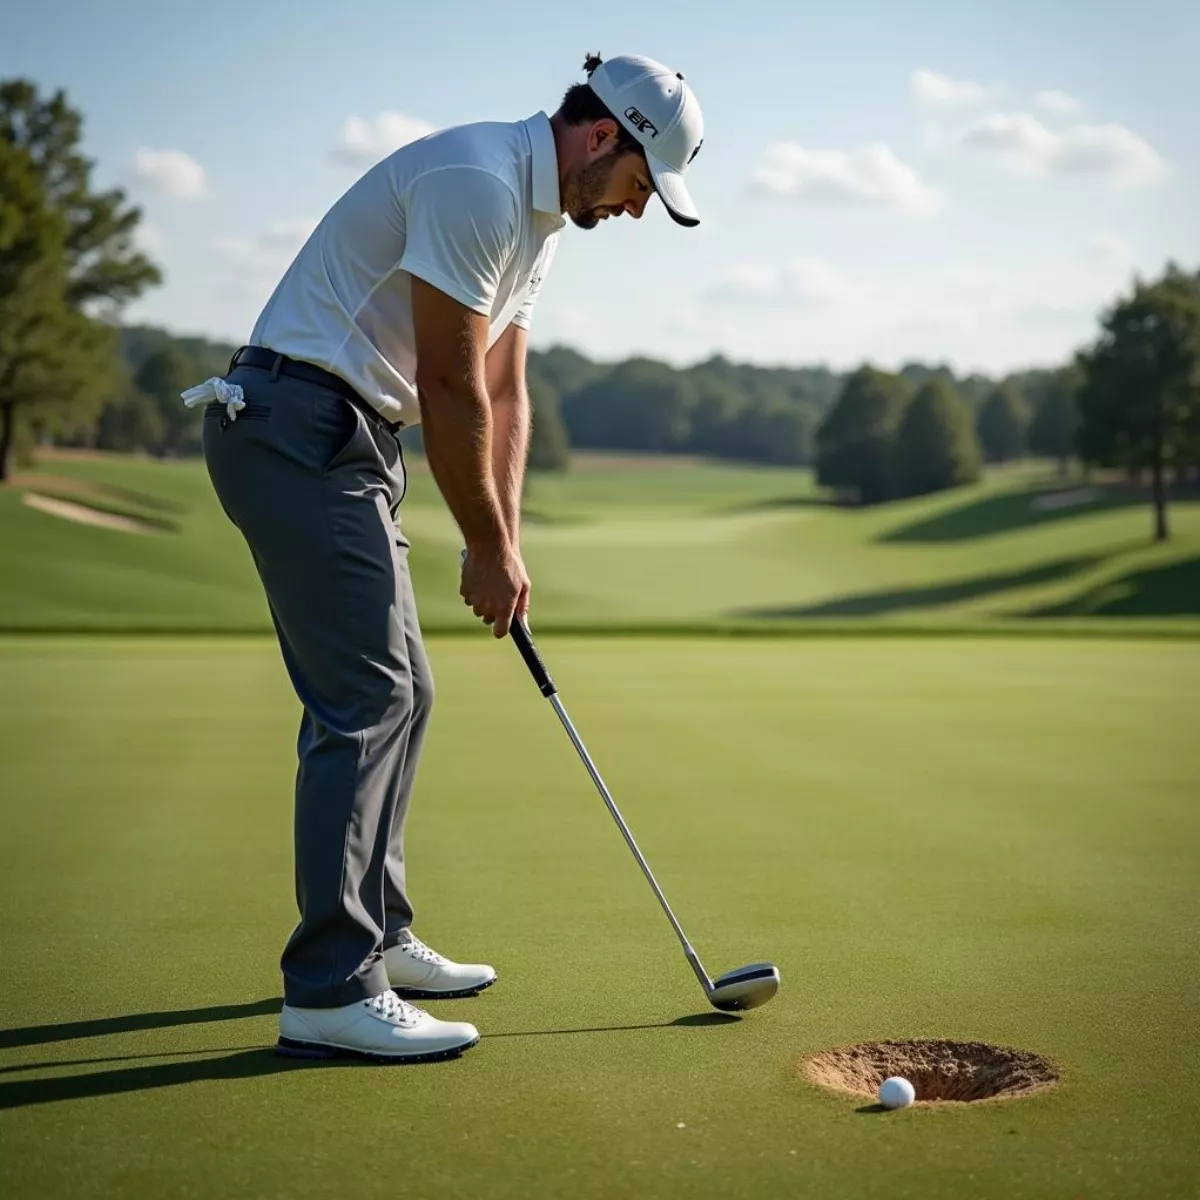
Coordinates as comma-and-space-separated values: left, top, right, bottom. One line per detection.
228, 345, 403, 433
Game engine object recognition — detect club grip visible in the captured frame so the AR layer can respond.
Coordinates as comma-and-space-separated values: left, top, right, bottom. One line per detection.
511, 617, 557, 698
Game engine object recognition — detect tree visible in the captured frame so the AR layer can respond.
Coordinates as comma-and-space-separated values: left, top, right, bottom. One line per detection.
1028, 366, 1081, 476
893, 379, 982, 498
0, 139, 63, 479
725, 399, 814, 466
0, 138, 119, 480
526, 369, 570, 472
135, 343, 203, 455
121, 325, 236, 383
563, 359, 696, 453
686, 374, 746, 458
1, 80, 159, 311
815, 366, 910, 504
94, 382, 164, 453
976, 383, 1031, 463
541, 350, 840, 467
0, 79, 159, 477
1077, 263, 1200, 542
528, 344, 604, 399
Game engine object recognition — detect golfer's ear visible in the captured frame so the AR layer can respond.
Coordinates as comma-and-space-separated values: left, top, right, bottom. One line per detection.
410, 275, 490, 398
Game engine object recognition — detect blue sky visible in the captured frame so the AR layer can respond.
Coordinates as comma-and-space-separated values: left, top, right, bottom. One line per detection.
6, 0, 1198, 374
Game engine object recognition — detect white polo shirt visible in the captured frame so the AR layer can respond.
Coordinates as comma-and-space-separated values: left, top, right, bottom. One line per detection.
248, 111, 565, 427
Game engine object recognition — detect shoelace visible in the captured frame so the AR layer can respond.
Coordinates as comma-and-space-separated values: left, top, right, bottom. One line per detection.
402, 936, 450, 966
365, 990, 422, 1027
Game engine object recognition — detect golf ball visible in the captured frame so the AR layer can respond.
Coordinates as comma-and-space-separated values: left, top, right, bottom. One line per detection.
878, 1076, 916, 1109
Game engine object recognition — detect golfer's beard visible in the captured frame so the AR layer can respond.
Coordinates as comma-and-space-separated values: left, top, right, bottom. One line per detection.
565, 157, 618, 230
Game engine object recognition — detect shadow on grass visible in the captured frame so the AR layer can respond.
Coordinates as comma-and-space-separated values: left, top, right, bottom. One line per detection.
674, 1012, 741, 1027
0, 1047, 347, 1110
877, 484, 1166, 545
712, 495, 834, 517
0, 1047, 263, 1075
737, 554, 1108, 619
856, 1103, 888, 1114
0, 997, 281, 1050
486, 1012, 740, 1039
1030, 555, 1200, 617
94, 481, 189, 515
0, 1006, 740, 1108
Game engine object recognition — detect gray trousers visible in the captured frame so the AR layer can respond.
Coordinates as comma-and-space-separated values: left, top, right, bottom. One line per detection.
202, 361, 432, 1008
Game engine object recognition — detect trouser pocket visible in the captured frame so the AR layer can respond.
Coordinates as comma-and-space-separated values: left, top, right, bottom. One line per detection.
311, 394, 369, 476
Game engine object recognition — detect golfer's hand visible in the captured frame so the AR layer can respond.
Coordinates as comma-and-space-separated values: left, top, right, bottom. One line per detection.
461, 544, 530, 638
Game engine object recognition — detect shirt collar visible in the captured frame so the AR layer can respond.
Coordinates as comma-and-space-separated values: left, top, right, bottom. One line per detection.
523, 111, 565, 228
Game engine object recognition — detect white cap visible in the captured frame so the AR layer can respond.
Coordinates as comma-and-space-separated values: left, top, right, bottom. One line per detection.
585, 54, 705, 227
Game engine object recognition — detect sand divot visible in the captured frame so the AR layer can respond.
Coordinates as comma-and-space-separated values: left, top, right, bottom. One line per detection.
802, 1039, 1059, 1104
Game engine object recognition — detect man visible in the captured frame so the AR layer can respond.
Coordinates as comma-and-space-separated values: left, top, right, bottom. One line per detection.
186, 52, 705, 1063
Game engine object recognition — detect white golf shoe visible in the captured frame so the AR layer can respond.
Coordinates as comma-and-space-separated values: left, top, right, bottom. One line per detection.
383, 934, 497, 999
277, 990, 479, 1063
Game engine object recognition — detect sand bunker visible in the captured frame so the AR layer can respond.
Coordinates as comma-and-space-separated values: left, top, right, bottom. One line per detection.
802, 1039, 1059, 1104
23, 492, 158, 535
1031, 487, 1099, 511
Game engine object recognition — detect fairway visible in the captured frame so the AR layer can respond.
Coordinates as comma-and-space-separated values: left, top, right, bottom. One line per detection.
1, 637, 1197, 1199
3, 451, 1198, 632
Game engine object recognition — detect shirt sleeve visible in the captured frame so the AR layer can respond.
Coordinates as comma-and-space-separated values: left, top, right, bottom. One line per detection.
397, 167, 520, 315
511, 234, 560, 331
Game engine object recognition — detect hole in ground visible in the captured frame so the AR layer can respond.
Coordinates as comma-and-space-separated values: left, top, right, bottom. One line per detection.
802, 1039, 1059, 1104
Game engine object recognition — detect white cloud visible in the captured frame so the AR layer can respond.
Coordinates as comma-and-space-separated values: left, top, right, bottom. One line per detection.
958, 113, 1168, 187
1034, 89, 1083, 114
1080, 233, 1134, 264
751, 142, 942, 215
133, 148, 207, 199
711, 258, 849, 307
911, 67, 996, 109
213, 219, 317, 293
959, 113, 1058, 164
332, 112, 436, 166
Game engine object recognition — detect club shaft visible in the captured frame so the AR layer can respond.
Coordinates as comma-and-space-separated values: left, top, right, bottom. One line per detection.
547, 693, 712, 991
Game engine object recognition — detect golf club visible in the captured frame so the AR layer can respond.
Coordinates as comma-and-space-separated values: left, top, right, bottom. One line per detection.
508, 615, 780, 1013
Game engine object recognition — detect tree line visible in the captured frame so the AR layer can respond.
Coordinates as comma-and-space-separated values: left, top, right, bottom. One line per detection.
65, 329, 1070, 482
3, 77, 1199, 541
814, 366, 1081, 504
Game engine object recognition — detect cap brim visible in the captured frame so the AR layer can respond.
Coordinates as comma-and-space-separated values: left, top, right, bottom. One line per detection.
647, 154, 700, 227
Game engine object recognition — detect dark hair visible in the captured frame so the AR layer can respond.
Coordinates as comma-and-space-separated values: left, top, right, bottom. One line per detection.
556, 53, 645, 159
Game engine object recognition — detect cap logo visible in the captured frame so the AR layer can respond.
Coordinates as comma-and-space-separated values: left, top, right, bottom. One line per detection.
687, 138, 704, 165
624, 106, 659, 138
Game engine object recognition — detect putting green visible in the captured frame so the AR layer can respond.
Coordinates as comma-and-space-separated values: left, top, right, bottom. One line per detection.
0, 637, 1197, 1199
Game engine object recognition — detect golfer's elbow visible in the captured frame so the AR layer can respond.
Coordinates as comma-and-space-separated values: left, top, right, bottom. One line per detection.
415, 366, 486, 413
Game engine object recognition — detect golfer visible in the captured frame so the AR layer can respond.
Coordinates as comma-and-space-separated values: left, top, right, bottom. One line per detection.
187, 53, 705, 1062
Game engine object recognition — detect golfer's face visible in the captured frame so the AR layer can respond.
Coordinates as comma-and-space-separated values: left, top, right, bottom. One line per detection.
593, 153, 654, 223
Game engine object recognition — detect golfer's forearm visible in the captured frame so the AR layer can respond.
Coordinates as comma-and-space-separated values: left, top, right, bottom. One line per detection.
417, 381, 510, 552
490, 387, 530, 546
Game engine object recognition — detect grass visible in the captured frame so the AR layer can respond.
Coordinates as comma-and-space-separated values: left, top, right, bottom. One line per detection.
1, 636, 1198, 1199
1, 451, 1198, 632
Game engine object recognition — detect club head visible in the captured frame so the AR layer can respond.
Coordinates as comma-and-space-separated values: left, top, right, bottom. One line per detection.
707, 962, 781, 1012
